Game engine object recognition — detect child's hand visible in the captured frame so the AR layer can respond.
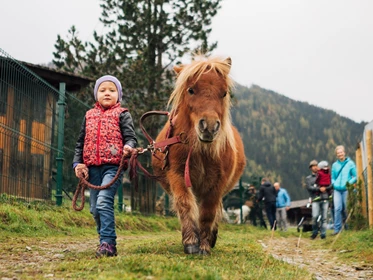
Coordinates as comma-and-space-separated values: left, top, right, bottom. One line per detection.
75, 164, 88, 179
123, 145, 134, 158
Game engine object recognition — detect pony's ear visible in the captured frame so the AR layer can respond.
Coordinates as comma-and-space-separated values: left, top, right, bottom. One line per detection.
224, 57, 232, 67
174, 65, 184, 74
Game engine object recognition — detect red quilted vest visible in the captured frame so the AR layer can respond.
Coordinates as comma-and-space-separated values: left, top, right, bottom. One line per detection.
83, 102, 128, 166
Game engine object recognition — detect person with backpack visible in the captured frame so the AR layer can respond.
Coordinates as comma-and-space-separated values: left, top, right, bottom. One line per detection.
313, 161, 333, 202
247, 186, 267, 228
306, 160, 329, 239
331, 145, 357, 235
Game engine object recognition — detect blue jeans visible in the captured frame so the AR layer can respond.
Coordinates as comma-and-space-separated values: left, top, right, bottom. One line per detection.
89, 165, 123, 245
333, 189, 348, 233
312, 200, 329, 237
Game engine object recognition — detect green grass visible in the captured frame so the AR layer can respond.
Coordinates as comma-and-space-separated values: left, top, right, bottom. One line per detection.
308, 228, 373, 263
0, 198, 372, 279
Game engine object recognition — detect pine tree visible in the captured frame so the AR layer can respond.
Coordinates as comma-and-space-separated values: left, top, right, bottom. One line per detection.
53, 0, 221, 124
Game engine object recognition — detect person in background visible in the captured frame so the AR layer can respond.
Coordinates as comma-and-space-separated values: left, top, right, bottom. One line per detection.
306, 160, 329, 239
274, 182, 291, 231
247, 186, 267, 228
331, 145, 357, 235
73, 75, 138, 257
313, 160, 333, 202
257, 178, 277, 230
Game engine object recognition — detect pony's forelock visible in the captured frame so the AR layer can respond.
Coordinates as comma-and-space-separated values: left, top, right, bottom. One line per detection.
168, 56, 236, 155
168, 56, 234, 111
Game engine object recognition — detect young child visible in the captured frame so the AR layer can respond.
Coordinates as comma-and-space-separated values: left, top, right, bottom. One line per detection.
72, 75, 137, 257
313, 160, 333, 202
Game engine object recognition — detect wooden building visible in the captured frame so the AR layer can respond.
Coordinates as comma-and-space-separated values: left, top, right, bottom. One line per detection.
0, 56, 93, 200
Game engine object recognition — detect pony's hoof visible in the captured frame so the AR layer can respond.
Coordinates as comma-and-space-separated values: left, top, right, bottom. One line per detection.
184, 244, 200, 254
199, 249, 210, 256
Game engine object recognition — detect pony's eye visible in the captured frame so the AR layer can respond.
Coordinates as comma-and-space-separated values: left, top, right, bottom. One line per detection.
187, 87, 194, 95
223, 92, 227, 98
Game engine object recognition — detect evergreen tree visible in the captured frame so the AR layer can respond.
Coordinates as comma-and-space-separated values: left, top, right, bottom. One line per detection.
53, 0, 221, 124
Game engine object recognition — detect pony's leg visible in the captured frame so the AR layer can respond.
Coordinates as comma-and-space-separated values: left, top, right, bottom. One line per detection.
210, 224, 218, 248
198, 197, 221, 255
170, 182, 200, 254
210, 202, 224, 249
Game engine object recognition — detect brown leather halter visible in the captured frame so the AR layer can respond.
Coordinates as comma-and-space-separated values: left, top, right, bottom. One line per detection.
139, 111, 192, 187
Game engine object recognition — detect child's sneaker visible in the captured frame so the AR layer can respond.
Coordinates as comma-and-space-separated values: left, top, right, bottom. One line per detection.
96, 242, 117, 257
312, 196, 321, 202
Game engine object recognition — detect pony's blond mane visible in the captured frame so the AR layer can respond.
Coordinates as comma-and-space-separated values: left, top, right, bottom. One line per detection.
168, 56, 236, 154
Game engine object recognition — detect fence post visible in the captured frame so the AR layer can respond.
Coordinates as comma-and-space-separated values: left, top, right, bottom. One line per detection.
366, 130, 373, 228
239, 178, 243, 224
355, 143, 366, 217
165, 193, 170, 216
55, 83, 66, 206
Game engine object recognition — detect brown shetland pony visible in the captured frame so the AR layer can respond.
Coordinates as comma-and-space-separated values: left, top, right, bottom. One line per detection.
152, 56, 246, 255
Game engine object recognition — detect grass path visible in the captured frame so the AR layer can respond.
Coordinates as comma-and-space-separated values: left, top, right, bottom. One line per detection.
2, 228, 373, 279
1, 229, 314, 280
1, 200, 372, 279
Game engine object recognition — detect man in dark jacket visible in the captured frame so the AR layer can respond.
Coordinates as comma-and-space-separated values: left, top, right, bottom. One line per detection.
257, 178, 277, 230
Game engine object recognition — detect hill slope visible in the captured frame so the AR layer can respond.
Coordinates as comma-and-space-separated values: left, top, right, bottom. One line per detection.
231, 84, 365, 200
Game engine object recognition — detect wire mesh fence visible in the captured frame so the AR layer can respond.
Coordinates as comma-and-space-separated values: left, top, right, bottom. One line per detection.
0, 50, 60, 201
0, 48, 92, 203
0, 48, 167, 215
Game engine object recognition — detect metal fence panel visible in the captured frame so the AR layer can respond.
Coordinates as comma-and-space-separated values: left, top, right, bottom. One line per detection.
0, 48, 163, 215
0, 50, 60, 201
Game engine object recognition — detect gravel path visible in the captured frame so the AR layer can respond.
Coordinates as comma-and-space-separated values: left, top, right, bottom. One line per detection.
260, 235, 373, 280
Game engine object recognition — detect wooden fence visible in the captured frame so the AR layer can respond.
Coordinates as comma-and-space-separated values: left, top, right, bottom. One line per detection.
356, 124, 373, 228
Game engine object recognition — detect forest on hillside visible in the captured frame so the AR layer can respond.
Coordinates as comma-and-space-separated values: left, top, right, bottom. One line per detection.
231, 84, 366, 200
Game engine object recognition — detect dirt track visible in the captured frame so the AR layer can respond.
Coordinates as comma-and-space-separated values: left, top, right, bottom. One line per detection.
260, 235, 373, 280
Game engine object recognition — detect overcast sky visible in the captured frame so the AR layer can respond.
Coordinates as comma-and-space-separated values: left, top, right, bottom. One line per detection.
0, 0, 372, 123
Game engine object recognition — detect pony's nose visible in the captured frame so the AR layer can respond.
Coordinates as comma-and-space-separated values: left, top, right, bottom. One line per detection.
198, 119, 220, 141
198, 119, 221, 132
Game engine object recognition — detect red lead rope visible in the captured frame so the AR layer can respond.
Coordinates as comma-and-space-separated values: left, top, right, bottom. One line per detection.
72, 111, 193, 211
72, 154, 129, 211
